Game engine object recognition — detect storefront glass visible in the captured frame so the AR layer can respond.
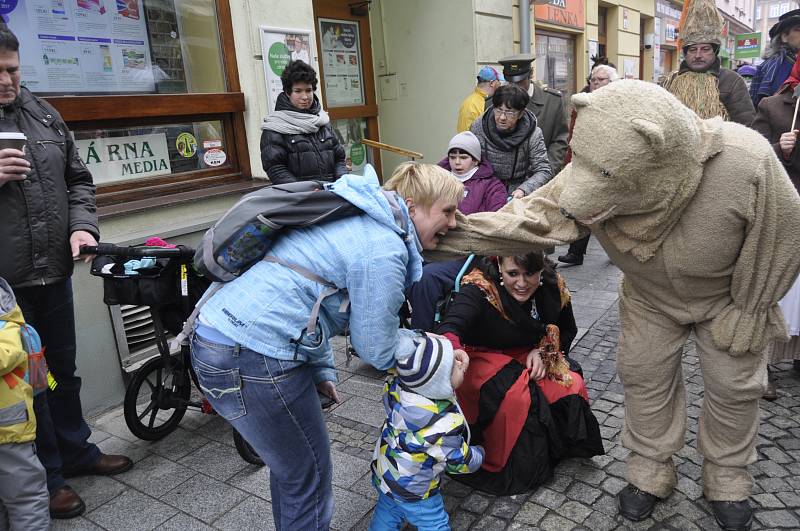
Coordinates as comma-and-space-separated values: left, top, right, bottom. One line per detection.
8, 0, 225, 96
73, 120, 228, 185
535, 33, 576, 98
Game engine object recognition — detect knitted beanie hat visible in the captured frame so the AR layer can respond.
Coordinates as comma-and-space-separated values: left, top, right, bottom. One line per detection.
679, 0, 724, 51
395, 335, 455, 399
448, 131, 482, 162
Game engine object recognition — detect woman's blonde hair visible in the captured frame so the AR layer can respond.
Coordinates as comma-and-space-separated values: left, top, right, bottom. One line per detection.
382, 162, 463, 210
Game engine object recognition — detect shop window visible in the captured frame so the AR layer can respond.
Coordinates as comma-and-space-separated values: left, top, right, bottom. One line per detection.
534, 32, 576, 98
5, 0, 251, 213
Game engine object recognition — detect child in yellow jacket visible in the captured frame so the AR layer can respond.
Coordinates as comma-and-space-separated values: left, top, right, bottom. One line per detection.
0, 276, 49, 530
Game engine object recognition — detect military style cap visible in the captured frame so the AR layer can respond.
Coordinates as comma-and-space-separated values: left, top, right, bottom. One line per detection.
498, 53, 536, 82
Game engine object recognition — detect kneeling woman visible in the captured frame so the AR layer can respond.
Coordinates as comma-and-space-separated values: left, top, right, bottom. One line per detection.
435, 252, 604, 495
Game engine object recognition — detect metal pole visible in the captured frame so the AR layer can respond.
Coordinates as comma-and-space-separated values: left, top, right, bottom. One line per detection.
520, 0, 531, 53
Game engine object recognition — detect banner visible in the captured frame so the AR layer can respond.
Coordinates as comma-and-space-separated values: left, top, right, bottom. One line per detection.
5, 0, 155, 94
76, 133, 172, 184
734, 32, 762, 59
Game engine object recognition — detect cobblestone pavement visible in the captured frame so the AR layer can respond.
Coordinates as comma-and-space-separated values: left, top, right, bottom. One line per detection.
56, 241, 800, 530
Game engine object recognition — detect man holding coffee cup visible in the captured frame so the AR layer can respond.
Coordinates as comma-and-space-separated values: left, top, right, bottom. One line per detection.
0, 25, 133, 520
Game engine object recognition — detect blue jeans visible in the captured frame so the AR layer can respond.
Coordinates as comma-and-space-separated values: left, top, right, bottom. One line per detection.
369, 491, 450, 531
190, 333, 333, 531
15, 279, 100, 492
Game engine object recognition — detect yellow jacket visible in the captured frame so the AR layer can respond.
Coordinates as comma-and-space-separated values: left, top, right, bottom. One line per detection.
0, 277, 36, 444
457, 87, 489, 132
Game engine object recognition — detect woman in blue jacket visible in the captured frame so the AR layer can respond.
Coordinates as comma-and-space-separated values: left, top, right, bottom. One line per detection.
190, 163, 463, 530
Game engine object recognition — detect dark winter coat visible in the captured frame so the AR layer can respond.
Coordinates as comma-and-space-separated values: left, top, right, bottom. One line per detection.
260, 93, 347, 184
527, 83, 569, 174
753, 89, 800, 193
0, 87, 98, 288
437, 158, 508, 214
470, 109, 551, 196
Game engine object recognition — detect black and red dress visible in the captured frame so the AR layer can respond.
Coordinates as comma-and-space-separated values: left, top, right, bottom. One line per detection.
435, 262, 604, 495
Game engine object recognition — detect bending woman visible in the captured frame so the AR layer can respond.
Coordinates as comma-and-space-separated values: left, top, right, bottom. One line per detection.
435, 252, 604, 495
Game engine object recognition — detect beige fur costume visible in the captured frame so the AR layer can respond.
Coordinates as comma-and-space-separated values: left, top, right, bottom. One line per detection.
434, 80, 800, 501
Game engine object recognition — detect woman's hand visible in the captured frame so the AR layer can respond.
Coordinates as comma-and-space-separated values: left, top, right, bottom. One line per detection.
511, 189, 525, 200
526, 348, 546, 380
779, 130, 798, 159
316, 381, 341, 406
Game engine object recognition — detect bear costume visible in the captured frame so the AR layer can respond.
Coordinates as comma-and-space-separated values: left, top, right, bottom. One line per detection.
433, 80, 800, 527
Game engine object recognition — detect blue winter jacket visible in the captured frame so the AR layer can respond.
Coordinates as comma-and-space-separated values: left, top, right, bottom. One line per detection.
198, 168, 423, 383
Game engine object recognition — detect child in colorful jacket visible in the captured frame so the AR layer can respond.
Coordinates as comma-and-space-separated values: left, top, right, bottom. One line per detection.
0, 276, 49, 530
370, 334, 484, 530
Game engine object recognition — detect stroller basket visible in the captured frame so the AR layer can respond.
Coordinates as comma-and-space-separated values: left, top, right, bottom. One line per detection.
86, 244, 200, 308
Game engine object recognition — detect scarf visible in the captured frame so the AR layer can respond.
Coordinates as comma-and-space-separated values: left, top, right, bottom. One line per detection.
452, 166, 480, 182
780, 58, 800, 94
261, 92, 330, 134
481, 107, 537, 152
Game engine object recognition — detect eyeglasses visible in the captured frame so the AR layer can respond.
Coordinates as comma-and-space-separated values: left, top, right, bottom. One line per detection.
590, 77, 609, 83
493, 107, 521, 118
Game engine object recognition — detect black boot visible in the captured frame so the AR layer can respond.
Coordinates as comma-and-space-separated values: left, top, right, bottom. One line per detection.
618, 484, 659, 521
709, 500, 753, 531
557, 252, 584, 265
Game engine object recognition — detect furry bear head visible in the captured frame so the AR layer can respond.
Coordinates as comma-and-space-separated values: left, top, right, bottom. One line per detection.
559, 80, 707, 227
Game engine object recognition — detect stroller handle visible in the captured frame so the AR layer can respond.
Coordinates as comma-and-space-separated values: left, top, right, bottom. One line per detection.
81, 243, 196, 259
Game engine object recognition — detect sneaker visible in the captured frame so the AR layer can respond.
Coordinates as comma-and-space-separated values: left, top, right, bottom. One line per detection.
557, 252, 584, 266
709, 500, 753, 531
618, 484, 659, 521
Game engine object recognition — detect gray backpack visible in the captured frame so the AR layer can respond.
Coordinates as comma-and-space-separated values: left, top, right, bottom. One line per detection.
175, 180, 407, 348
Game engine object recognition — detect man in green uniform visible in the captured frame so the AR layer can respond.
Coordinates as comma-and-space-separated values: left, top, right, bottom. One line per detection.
494, 53, 569, 174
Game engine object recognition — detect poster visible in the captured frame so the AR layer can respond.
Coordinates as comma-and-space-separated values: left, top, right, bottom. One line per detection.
623, 57, 639, 79
588, 39, 598, 71
331, 118, 369, 174
734, 33, 762, 59
4, 0, 155, 94
318, 18, 364, 107
75, 132, 172, 184
259, 26, 313, 114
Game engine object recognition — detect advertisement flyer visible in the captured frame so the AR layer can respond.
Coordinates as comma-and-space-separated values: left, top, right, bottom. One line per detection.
4, 0, 155, 94
259, 26, 312, 114
318, 18, 364, 107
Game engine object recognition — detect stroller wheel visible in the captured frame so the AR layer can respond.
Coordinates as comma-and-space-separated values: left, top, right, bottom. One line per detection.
233, 428, 265, 466
123, 356, 191, 441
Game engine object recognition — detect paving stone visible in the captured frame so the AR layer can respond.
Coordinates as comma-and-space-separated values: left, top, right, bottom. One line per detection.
528, 487, 567, 509
226, 464, 271, 500
156, 513, 217, 530
86, 489, 177, 530
116, 454, 196, 498
676, 475, 703, 501
538, 513, 579, 530
160, 474, 248, 524
600, 476, 626, 496
755, 509, 800, 528
555, 500, 592, 523
50, 516, 105, 531
460, 492, 492, 513
212, 496, 275, 530
753, 493, 785, 508
547, 472, 573, 492
755, 459, 789, 478
490, 499, 521, 519
663, 514, 703, 531
513, 502, 548, 525
757, 476, 791, 493
581, 511, 618, 531
566, 481, 602, 505
331, 395, 386, 428
471, 514, 507, 530
775, 491, 800, 507
677, 460, 702, 481
145, 426, 212, 460
331, 448, 371, 489
178, 440, 248, 481
449, 510, 477, 530
67, 474, 127, 511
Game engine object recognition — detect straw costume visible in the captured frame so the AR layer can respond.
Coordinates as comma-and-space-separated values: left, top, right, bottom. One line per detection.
661, 0, 755, 125
432, 80, 800, 528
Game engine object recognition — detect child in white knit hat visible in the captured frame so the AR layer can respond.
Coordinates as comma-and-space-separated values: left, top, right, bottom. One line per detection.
369, 334, 483, 530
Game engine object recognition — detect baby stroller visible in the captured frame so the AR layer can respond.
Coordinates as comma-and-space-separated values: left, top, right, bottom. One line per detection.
84, 243, 263, 466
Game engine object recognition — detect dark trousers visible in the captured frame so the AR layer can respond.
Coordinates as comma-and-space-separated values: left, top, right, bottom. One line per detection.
15, 279, 100, 493
406, 259, 467, 332
567, 235, 590, 256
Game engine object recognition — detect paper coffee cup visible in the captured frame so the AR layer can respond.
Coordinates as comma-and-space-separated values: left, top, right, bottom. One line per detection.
0, 132, 27, 151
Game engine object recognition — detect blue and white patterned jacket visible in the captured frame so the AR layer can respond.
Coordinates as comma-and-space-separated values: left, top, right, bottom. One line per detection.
372, 375, 484, 502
